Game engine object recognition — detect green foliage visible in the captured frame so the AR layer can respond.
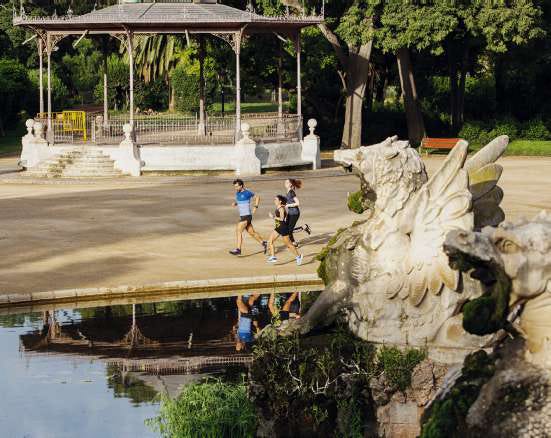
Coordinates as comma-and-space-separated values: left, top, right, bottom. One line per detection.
61, 39, 102, 104
462, 266, 512, 336
172, 63, 200, 113
376, 346, 427, 392
147, 379, 256, 438
250, 327, 376, 436
93, 54, 129, 111
0, 58, 31, 133
347, 190, 366, 215
420, 350, 496, 438
316, 227, 346, 285
521, 118, 551, 140
506, 140, 551, 156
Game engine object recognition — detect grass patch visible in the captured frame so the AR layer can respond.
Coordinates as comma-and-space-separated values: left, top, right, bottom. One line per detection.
505, 140, 551, 156
209, 101, 288, 114
147, 379, 256, 438
469, 139, 551, 156
376, 346, 427, 392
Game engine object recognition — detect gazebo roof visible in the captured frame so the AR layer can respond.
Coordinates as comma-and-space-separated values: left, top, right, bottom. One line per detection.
13, 1, 323, 35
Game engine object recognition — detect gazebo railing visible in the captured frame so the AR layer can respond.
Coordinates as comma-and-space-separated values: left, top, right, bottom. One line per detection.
36, 112, 303, 146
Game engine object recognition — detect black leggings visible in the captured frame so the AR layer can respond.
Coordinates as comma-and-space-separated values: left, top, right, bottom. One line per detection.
286, 213, 300, 243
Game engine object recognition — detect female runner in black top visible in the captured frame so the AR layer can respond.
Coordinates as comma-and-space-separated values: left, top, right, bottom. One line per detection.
267, 195, 303, 265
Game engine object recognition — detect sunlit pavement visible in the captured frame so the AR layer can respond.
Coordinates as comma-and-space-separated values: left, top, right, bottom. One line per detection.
0, 155, 549, 295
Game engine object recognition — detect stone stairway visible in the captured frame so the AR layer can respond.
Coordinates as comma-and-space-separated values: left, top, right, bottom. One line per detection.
26, 149, 123, 178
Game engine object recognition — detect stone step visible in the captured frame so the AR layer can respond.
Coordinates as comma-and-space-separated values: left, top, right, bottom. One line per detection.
24, 148, 124, 178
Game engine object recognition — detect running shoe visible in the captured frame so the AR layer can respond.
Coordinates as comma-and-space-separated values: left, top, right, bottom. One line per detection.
304, 224, 311, 235
296, 254, 303, 266
267, 256, 278, 263
229, 248, 242, 256
262, 241, 268, 255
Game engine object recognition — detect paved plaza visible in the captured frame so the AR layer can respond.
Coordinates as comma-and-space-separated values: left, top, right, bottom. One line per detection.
0, 156, 550, 296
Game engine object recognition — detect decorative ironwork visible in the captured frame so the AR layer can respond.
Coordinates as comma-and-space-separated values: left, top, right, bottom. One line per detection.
212, 29, 246, 54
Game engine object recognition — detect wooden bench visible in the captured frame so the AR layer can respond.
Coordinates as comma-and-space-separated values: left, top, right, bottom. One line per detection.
420, 137, 462, 155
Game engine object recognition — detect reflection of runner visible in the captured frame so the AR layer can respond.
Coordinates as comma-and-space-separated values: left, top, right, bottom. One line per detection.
229, 179, 267, 256
284, 179, 311, 247
269, 292, 300, 322
267, 196, 303, 265
235, 294, 260, 351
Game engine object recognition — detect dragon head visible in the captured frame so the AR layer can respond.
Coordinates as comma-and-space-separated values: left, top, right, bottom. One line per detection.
445, 211, 551, 301
334, 136, 428, 217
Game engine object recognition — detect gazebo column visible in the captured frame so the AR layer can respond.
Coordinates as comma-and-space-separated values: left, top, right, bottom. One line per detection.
295, 32, 303, 140
38, 38, 44, 115
102, 37, 109, 127
235, 35, 242, 141
46, 33, 53, 143
126, 30, 135, 128
198, 37, 206, 135
277, 42, 284, 135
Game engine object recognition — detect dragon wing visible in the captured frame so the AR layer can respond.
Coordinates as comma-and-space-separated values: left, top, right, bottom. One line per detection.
465, 135, 509, 229
395, 137, 509, 306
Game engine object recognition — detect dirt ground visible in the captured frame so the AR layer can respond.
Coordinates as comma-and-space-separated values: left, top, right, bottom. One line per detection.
0, 155, 549, 295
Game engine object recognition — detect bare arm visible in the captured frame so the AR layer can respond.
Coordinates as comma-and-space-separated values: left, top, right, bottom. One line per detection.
252, 195, 260, 213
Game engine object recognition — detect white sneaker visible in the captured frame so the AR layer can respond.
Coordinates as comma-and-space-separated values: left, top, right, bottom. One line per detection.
267, 256, 278, 263
296, 254, 303, 266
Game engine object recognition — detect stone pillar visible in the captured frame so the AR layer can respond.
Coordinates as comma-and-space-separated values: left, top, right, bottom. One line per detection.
113, 123, 142, 177
20, 121, 52, 169
301, 119, 321, 170
234, 123, 261, 176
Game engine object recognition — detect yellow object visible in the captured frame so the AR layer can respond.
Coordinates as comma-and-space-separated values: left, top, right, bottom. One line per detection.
61, 111, 87, 141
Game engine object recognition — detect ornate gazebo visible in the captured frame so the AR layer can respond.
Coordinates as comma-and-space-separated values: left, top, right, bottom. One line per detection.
13, 0, 323, 177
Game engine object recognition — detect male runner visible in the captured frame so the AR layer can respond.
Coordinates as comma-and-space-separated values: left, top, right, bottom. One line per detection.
230, 179, 267, 256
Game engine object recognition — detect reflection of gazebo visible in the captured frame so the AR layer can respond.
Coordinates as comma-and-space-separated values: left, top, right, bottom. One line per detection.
14, 0, 323, 177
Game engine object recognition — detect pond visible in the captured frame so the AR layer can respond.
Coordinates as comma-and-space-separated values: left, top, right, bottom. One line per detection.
0, 292, 309, 438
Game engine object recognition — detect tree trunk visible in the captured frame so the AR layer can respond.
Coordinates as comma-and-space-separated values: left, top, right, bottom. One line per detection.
397, 48, 425, 145
318, 22, 373, 149
341, 41, 373, 149
449, 44, 469, 133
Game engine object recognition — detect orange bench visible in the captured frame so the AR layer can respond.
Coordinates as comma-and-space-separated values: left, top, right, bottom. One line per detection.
420, 137, 461, 155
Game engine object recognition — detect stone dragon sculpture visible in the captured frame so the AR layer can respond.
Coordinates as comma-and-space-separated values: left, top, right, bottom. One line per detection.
444, 212, 551, 368
287, 135, 510, 353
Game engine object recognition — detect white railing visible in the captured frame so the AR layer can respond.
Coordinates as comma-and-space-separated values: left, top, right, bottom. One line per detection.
37, 113, 303, 146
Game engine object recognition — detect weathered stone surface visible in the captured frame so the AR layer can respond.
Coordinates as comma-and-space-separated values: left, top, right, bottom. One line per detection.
444, 211, 551, 369
465, 339, 551, 437
288, 135, 509, 358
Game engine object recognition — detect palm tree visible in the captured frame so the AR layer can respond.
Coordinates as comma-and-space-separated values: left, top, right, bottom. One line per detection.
133, 35, 187, 112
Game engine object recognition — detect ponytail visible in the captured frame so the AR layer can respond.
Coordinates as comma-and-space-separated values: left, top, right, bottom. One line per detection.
289, 178, 303, 189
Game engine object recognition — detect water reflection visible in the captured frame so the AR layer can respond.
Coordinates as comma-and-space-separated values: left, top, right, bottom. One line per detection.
0, 292, 312, 437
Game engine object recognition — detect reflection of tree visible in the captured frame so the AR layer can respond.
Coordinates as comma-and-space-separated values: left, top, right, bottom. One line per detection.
106, 364, 158, 406
0, 312, 43, 328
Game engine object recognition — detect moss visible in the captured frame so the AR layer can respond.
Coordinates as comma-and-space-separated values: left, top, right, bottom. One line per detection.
316, 227, 346, 285
376, 346, 427, 392
348, 190, 366, 214
420, 350, 496, 438
462, 266, 512, 336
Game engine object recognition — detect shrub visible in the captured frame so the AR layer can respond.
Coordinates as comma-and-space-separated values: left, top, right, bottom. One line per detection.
376, 346, 426, 392
521, 118, 551, 140
147, 379, 257, 438
172, 63, 200, 113
459, 121, 488, 147
488, 117, 519, 141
